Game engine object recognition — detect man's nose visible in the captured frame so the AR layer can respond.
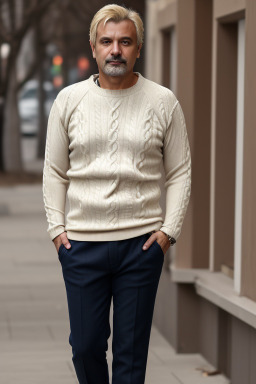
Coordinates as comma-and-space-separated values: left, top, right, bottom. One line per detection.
110, 41, 121, 56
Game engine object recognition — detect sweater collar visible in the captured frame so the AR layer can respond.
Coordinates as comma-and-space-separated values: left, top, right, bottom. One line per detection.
89, 72, 144, 97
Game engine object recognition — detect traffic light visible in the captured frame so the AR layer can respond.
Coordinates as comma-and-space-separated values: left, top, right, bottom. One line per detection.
52, 55, 63, 75
77, 56, 90, 79
51, 55, 63, 87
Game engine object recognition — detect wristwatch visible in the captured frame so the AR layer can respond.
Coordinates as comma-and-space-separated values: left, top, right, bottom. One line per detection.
159, 230, 176, 246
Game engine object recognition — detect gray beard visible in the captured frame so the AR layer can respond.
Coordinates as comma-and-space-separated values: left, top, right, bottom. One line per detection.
102, 63, 127, 77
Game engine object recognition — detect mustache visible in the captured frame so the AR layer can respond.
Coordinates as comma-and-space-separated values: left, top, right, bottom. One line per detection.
105, 58, 127, 64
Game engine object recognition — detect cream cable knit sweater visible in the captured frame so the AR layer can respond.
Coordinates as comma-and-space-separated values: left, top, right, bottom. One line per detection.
42, 72, 191, 242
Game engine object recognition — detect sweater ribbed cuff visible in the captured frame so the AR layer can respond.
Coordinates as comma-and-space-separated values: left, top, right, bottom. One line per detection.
159, 226, 176, 240
49, 226, 66, 241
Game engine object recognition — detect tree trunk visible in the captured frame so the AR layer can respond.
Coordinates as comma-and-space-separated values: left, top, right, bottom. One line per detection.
0, 97, 4, 171
37, 64, 47, 159
0, 37, 5, 171
61, 6, 69, 88
3, 57, 22, 171
36, 22, 47, 159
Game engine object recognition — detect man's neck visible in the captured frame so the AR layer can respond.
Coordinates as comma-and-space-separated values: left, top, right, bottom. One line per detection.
97, 71, 138, 90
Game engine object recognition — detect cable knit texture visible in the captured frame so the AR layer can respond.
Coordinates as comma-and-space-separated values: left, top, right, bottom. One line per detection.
42, 72, 191, 242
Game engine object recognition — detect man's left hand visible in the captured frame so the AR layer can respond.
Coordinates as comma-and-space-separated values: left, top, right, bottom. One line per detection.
142, 230, 170, 255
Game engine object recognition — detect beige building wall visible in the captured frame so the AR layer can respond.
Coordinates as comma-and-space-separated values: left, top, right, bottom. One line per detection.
147, 0, 213, 270
241, 0, 256, 301
147, 0, 256, 382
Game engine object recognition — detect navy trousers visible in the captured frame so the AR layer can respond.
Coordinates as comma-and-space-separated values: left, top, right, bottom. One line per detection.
58, 232, 164, 384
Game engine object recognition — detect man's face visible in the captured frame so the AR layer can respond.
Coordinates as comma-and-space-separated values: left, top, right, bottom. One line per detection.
90, 19, 142, 77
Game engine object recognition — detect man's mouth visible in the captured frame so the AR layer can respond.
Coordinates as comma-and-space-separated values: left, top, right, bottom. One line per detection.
107, 60, 126, 65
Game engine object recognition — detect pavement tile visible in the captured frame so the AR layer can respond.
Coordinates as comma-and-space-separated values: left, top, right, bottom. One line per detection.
0, 323, 10, 340
4, 301, 68, 323
0, 286, 32, 302
145, 366, 181, 384
8, 323, 52, 341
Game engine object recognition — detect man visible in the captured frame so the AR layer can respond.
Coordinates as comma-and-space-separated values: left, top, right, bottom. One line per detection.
43, 4, 191, 384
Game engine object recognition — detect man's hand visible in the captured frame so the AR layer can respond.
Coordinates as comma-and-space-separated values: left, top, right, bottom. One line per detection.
53, 232, 71, 253
142, 230, 170, 255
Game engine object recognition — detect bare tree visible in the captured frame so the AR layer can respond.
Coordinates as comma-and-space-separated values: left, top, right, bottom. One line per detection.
0, 0, 145, 172
0, 0, 52, 172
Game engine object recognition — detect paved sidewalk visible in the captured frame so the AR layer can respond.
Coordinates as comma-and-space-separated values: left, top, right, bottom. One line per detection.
0, 183, 230, 384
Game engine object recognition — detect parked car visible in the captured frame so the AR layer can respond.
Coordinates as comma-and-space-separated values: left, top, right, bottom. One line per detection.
18, 80, 58, 136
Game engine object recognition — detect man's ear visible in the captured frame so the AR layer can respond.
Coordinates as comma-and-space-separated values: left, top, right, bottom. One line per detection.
89, 40, 96, 59
137, 43, 142, 59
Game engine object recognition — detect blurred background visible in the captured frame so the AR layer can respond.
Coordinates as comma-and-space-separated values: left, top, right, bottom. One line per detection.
0, 0, 144, 176
0, 1, 256, 384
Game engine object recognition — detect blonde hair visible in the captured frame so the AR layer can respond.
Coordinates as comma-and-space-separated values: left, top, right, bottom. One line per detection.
89, 4, 144, 47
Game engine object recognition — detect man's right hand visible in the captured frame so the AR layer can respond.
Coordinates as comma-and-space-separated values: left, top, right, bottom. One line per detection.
53, 232, 71, 253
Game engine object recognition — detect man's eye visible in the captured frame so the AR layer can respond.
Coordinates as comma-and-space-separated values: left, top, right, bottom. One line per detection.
122, 41, 130, 45
102, 40, 110, 44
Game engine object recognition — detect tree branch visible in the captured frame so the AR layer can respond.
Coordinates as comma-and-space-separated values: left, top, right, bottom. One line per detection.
0, 0, 11, 42
14, 0, 53, 42
16, 54, 38, 91
66, 2, 91, 25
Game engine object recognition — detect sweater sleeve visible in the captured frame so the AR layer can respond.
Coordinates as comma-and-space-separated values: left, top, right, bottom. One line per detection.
42, 99, 70, 241
159, 100, 192, 241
